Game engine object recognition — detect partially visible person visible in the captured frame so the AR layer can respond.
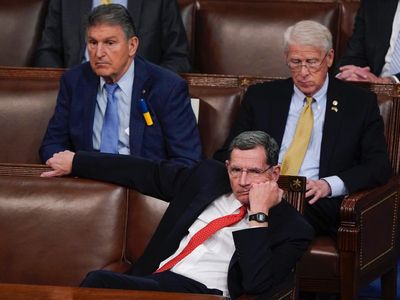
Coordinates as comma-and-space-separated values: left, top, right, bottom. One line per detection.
39, 4, 201, 166
41, 130, 314, 299
337, 0, 400, 83
214, 20, 392, 236
33, 0, 191, 73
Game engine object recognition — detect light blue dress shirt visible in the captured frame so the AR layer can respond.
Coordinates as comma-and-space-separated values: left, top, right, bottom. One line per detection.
93, 59, 134, 155
278, 75, 348, 197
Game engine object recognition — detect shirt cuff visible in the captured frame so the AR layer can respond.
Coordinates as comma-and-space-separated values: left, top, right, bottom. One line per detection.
322, 176, 348, 197
391, 75, 400, 83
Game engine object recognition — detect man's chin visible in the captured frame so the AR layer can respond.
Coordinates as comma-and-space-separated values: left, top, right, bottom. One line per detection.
235, 194, 249, 205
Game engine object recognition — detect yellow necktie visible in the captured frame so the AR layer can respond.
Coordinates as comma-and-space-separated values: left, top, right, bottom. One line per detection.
101, 0, 112, 4
281, 96, 314, 175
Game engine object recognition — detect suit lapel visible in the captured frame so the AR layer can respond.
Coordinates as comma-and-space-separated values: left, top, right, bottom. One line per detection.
268, 79, 294, 146
319, 78, 344, 177
129, 57, 152, 155
82, 64, 100, 150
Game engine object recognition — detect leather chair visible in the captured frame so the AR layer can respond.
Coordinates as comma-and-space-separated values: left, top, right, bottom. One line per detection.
296, 84, 400, 299
0, 174, 129, 286
0, 68, 61, 164
194, 0, 340, 77
187, 75, 244, 158
0, 0, 48, 66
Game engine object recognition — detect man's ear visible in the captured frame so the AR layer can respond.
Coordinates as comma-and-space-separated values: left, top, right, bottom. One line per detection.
271, 165, 281, 182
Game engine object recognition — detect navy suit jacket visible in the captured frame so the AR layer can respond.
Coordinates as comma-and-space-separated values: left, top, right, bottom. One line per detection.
39, 56, 202, 166
214, 77, 391, 194
339, 0, 399, 78
33, 0, 191, 73
71, 152, 314, 299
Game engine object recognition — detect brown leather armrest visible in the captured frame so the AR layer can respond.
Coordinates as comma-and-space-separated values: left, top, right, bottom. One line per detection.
337, 176, 399, 273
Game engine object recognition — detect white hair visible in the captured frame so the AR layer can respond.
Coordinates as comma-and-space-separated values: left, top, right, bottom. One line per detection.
283, 20, 332, 54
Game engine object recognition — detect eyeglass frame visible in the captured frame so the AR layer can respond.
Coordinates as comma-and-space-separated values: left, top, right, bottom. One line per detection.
286, 52, 329, 72
226, 164, 274, 179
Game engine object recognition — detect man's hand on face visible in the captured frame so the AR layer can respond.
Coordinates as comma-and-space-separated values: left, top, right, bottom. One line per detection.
306, 179, 332, 204
40, 150, 75, 177
248, 181, 283, 214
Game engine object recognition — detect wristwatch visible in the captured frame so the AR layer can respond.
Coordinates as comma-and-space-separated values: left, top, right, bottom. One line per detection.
248, 212, 269, 223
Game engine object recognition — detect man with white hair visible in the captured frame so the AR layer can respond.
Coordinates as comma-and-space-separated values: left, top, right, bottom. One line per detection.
215, 20, 391, 237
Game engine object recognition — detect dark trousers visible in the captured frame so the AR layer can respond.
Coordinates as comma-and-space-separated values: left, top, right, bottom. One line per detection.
303, 196, 342, 236
80, 270, 223, 296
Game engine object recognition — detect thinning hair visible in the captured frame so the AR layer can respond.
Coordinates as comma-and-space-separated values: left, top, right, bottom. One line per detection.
283, 20, 332, 54
85, 4, 136, 40
228, 131, 279, 166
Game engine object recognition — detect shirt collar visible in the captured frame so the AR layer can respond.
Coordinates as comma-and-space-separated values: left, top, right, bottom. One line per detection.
100, 59, 135, 97
293, 74, 329, 105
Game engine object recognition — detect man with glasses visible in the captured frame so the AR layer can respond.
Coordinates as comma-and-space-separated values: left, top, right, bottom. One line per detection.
41, 130, 313, 299
214, 20, 391, 237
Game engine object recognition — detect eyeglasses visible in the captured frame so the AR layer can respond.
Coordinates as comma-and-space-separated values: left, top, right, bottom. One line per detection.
227, 165, 273, 179
287, 53, 328, 72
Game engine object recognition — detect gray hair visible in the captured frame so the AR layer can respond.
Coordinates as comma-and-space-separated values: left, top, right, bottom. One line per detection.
85, 4, 136, 40
228, 131, 279, 166
283, 20, 332, 54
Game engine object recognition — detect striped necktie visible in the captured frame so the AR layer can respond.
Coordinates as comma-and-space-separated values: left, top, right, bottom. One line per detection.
154, 206, 247, 273
100, 83, 119, 154
281, 96, 314, 175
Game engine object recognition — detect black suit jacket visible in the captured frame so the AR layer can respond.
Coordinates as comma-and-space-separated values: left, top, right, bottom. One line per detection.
339, 0, 399, 78
214, 77, 391, 194
72, 152, 314, 299
33, 0, 191, 73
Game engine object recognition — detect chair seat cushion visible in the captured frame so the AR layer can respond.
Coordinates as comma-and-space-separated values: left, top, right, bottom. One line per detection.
298, 236, 339, 279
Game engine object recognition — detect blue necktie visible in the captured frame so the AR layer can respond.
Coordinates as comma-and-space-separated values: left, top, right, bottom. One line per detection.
390, 32, 400, 75
100, 83, 119, 153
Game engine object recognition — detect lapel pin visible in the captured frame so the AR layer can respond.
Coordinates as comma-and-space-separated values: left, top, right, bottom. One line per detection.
331, 100, 339, 112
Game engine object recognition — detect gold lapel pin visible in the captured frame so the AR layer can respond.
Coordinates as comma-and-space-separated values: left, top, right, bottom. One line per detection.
331, 100, 338, 112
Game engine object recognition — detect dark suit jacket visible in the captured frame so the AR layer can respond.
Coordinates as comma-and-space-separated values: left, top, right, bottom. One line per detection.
71, 152, 314, 299
339, 0, 399, 78
33, 0, 191, 73
39, 56, 202, 166
214, 77, 391, 194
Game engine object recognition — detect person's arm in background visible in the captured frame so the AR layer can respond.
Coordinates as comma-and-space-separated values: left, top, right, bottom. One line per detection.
158, 0, 191, 73
337, 1, 396, 83
33, 0, 65, 67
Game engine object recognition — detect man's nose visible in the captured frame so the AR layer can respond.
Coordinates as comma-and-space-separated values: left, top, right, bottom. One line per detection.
95, 44, 105, 57
239, 170, 250, 186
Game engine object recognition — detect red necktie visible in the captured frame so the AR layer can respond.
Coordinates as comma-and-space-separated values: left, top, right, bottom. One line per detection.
155, 205, 247, 273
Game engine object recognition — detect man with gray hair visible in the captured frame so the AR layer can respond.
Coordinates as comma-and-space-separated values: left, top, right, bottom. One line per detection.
215, 20, 391, 236
39, 4, 201, 167
41, 130, 313, 299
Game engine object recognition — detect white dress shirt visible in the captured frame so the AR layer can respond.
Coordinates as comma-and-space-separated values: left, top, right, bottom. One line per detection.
381, 0, 400, 78
158, 194, 250, 297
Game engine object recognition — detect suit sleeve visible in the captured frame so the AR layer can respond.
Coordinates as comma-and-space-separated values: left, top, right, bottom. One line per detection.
158, 0, 191, 73
72, 151, 190, 202
39, 74, 73, 162
155, 78, 203, 166
33, 0, 65, 67
231, 210, 314, 296
337, 94, 392, 193
338, 1, 370, 69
